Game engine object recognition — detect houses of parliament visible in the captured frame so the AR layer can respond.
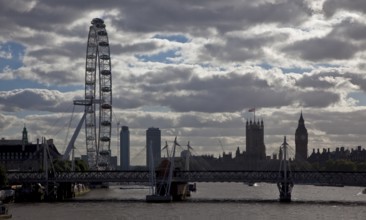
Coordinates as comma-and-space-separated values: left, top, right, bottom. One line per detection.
185, 112, 366, 170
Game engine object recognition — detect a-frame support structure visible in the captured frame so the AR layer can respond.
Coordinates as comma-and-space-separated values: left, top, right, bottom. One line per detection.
277, 136, 294, 202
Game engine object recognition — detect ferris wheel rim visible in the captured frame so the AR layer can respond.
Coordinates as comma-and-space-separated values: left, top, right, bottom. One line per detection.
84, 18, 112, 169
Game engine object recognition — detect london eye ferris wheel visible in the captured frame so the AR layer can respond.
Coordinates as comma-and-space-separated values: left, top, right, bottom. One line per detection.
73, 18, 113, 170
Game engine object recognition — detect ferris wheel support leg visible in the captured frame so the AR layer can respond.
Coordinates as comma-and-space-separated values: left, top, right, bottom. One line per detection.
63, 113, 86, 160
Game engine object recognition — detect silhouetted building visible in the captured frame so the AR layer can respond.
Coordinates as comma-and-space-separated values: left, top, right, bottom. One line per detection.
120, 126, 130, 170
146, 127, 161, 169
295, 112, 308, 161
235, 146, 246, 161
350, 146, 366, 162
307, 146, 366, 164
0, 126, 61, 171
246, 120, 266, 160
110, 155, 118, 170
221, 152, 232, 162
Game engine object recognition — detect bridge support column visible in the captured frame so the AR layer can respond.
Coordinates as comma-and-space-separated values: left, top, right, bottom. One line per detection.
277, 181, 293, 202
277, 136, 293, 203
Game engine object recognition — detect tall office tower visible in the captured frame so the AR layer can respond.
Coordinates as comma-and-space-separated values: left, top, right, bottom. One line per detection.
246, 120, 266, 160
120, 126, 130, 170
146, 127, 161, 169
295, 112, 308, 161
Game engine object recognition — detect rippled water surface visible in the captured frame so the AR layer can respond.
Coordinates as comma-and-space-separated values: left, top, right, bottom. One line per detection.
8, 183, 366, 219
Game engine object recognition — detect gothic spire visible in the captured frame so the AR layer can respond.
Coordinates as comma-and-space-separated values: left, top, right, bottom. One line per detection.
296, 111, 307, 133
298, 111, 305, 126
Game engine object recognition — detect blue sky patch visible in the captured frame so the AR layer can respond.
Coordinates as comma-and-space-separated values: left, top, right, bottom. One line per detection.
0, 41, 25, 71
314, 63, 340, 69
136, 49, 180, 64
153, 34, 189, 43
348, 92, 366, 106
258, 63, 312, 74
0, 77, 83, 92
199, 63, 213, 69
259, 63, 272, 70
0, 78, 46, 91
281, 67, 312, 74
140, 105, 171, 112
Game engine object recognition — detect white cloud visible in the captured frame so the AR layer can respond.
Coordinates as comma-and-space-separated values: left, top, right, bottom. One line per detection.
0, 0, 37, 13
0, 89, 81, 112
0, 47, 12, 59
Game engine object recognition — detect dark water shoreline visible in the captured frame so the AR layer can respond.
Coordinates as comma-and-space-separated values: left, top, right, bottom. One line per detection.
8, 183, 366, 220
37, 197, 366, 207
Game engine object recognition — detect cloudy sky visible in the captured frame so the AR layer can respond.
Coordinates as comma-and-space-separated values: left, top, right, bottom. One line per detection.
1, 0, 366, 165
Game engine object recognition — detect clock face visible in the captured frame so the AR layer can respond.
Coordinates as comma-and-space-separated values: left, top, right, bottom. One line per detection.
301, 135, 306, 140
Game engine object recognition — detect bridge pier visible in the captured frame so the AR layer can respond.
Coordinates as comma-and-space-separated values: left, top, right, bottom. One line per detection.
43, 182, 75, 201
44, 182, 57, 201
277, 181, 293, 202
57, 183, 75, 200
14, 183, 44, 202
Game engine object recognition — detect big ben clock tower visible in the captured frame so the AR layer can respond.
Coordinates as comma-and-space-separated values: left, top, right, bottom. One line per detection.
295, 112, 308, 161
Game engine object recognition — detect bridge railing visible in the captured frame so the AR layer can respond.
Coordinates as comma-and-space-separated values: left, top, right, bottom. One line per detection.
173, 171, 280, 183
7, 171, 46, 184
54, 171, 150, 183
175, 171, 366, 186
291, 171, 366, 186
6, 171, 150, 184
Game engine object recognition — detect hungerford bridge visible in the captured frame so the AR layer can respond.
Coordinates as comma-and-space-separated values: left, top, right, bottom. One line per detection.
6, 170, 366, 203
7, 170, 366, 186
6, 137, 366, 202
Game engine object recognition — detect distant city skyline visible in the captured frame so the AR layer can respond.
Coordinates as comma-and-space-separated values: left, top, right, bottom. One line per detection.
1, 1, 366, 165
1, 115, 366, 167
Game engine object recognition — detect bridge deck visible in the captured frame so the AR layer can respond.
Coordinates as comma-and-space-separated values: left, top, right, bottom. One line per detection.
6, 171, 366, 187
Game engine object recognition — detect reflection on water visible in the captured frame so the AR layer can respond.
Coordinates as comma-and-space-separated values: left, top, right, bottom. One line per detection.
8, 183, 366, 220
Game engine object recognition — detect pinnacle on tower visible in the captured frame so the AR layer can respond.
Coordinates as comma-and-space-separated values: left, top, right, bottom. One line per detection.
299, 111, 304, 123
22, 125, 28, 144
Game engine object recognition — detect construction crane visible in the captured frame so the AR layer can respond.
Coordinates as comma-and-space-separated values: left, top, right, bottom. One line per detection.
218, 139, 225, 154
161, 141, 170, 158
185, 141, 193, 171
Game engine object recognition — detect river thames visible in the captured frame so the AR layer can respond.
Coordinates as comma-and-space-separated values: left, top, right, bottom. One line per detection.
8, 183, 366, 219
